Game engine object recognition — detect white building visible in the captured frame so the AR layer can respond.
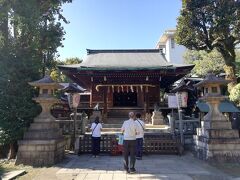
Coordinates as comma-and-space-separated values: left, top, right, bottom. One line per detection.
156, 29, 186, 64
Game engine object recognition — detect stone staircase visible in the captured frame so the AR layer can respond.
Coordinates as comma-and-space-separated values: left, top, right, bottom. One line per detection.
105, 108, 143, 124
100, 108, 171, 133
100, 123, 170, 133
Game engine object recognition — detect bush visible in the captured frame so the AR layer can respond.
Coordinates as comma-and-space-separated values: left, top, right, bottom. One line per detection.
229, 83, 240, 106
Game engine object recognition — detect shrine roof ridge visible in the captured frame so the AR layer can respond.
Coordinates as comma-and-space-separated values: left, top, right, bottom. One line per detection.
86, 49, 163, 54
58, 64, 194, 71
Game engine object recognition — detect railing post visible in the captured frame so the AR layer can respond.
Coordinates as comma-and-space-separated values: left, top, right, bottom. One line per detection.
177, 92, 184, 145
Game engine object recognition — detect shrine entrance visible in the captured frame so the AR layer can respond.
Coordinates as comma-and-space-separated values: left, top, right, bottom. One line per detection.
113, 91, 137, 107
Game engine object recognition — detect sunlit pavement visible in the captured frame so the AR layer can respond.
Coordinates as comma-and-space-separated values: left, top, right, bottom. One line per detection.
32, 152, 234, 180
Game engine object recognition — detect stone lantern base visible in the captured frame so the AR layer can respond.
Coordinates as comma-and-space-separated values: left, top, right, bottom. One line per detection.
151, 111, 164, 125
16, 120, 65, 166
193, 119, 240, 162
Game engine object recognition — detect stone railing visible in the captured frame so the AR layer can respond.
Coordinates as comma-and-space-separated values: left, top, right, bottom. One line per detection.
174, 118, 200, 149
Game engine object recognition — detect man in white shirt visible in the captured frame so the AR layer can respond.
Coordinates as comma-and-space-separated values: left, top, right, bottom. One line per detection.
135, 113, 145, 160
121, 112, 139, 174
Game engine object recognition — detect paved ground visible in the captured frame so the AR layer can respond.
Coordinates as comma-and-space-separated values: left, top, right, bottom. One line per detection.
19, 152, 240, 180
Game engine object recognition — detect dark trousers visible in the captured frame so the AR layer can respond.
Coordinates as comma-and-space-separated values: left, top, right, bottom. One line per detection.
123, 140, 136, 169
92, 137, 101, 155
136, 138, 143, 157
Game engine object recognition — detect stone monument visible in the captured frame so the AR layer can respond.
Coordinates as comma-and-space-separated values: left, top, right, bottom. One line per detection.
193, 73, 240, 162
16, 76, 65, 166
151, 103, 164, 125
89, 103, 102, 123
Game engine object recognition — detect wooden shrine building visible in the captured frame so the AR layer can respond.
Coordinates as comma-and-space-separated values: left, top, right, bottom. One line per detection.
58, 49, 194, 122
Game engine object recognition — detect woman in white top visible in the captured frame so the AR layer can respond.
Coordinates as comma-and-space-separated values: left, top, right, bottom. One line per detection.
90, 116, 102, 157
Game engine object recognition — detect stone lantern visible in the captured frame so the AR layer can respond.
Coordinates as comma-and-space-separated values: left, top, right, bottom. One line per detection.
16, 76, 65, 166
194, 73, 240, 162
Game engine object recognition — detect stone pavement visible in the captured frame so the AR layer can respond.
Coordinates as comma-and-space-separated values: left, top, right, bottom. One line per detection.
31, 153, 236, 180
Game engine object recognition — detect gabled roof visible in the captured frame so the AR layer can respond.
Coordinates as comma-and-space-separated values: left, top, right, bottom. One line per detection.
82, 49, 169, 69
58, 49, 194, 71
60, 83, 85, 93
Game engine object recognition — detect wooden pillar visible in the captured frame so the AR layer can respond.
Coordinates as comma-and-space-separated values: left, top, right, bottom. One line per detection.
145, 86, 149, 113
103, 87, 108, 122
90, 85, 93, 108
143, 86, 149, 114
138, 86, 144, 107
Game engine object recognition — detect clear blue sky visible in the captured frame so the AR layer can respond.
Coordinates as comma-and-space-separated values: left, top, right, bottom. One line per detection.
58, 0, 182, 60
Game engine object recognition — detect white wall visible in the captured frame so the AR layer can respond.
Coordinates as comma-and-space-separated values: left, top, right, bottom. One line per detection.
165, 38, 171, 62
165, 37, 186, 64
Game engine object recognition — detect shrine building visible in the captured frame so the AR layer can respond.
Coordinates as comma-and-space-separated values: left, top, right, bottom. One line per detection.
58, 49, 194, 123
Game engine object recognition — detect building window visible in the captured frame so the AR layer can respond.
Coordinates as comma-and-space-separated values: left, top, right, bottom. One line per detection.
171, 37, 175, 48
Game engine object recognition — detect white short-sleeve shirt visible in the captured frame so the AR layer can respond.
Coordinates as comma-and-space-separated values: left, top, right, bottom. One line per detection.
91, 123, 102, 137
121, 119, 138, 140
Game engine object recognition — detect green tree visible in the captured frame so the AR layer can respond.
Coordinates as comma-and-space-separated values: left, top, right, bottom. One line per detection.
65, 57, 82, 64
0, 0, 72, 159
176, 0, 240, 91
184, 49, 225, 77
229, 83, 240, 106
235, 50, 240, 78
50, 57, 82, 82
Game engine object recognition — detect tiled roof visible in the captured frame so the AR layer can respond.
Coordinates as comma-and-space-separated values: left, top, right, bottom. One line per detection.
30, 76, 55, 84
58, 49, 194, 71
81, 49, 169, 69
195, 73, 230, 87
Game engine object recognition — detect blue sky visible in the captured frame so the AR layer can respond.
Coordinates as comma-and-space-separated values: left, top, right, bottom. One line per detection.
58, 0, 182, 60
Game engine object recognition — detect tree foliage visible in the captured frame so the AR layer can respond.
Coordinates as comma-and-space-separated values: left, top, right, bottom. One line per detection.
176, 0, 240, 90
184, 49, 225, 77
229, 83, 240, 106
0, 0, 72, 148
50, 57, 82, 82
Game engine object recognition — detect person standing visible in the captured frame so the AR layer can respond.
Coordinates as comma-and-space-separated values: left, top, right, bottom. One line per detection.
90, 116, 102, 157
121, 112, 139, 174
135, 113, 145, 160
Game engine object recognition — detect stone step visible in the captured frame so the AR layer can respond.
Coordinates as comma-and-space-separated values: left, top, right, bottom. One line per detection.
102, 128, 121, 132
101, 128, 171, 133
201, 120, 232, 130
196, 128, 239, 138
105, 118, 126, 124
193, 135, 240, 144
107, 109, 140, 116
102, 124, 122, 128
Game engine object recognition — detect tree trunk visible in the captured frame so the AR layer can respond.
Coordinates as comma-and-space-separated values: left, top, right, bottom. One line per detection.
223, 61, 237, 93
0, 1, 9, 46
8, 143, 17, 160
219, 49, 237, 92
